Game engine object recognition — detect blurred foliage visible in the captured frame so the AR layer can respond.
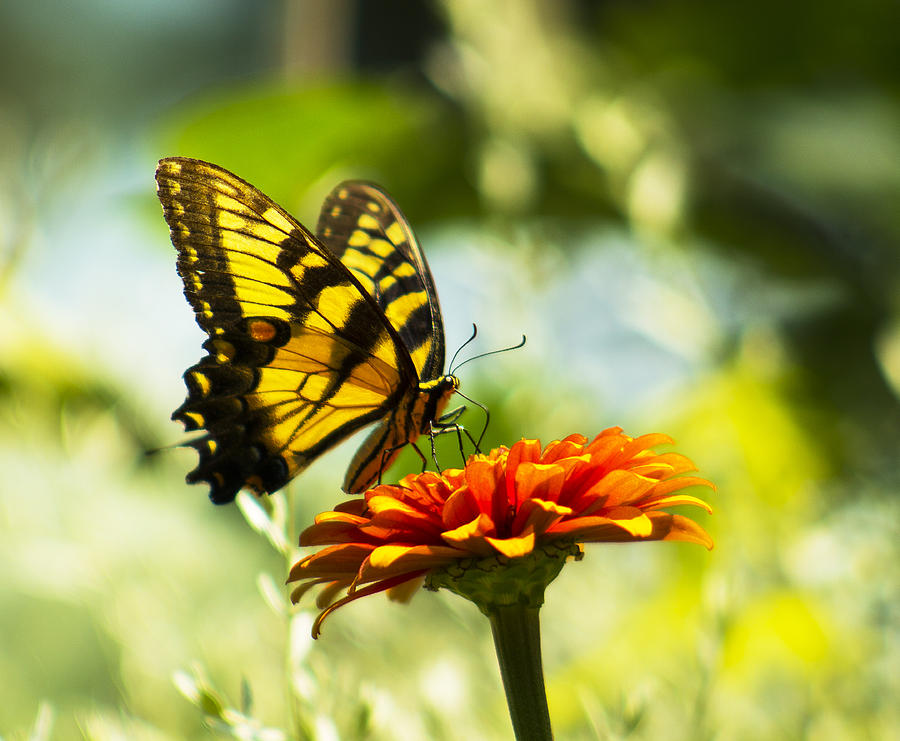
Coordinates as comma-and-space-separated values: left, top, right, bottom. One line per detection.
2, 0, 899, 739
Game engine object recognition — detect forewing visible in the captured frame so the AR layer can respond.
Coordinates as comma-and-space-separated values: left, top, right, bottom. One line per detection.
156, 157, 416, 503
316, 181, 446, 381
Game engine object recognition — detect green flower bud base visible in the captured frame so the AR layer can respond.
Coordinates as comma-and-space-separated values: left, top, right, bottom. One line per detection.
424, 540, 583, 614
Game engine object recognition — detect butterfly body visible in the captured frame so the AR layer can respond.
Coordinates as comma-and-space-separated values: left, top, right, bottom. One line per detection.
344, 373, 459, 494
156, 157, 458, 503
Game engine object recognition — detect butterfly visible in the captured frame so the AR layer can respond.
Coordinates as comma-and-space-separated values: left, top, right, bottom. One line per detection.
156, 157, 459, 504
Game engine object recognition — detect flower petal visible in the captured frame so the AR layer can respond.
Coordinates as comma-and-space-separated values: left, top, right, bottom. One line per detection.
578, 469, 655, 513
603, 506, 654, 537
465, 457, 508, 526
548, 515, 640, 541
361, 494, 444, 540
443, 485, 481, 529
486, 526, 536, 558
290, 577, 341, 605
621, 432, 674, 458
298, 510, 374, 545
288, 543, 375, 580
442, 513, 498, 556
386, 574, 426, 603
661, 513, 715, 549
540, 436, 587, 463
313, 580, 349, 609
505, 438, 543, 505
549, 508, 658, 541
636, 452, 697, 475
637, 492, 714, 513
514, 462, 566, 503
402, 471, 455, 509
310, 573, 427, 637
357, 544, 464, 583
334, 498, 368, 515
511, 498, 572, 536
642, 475, 715, 497
584, 433, 627, 465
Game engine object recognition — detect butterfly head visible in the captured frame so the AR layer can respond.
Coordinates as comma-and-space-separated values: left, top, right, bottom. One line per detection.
433, 374, 460, 398
416, 375, 459, 432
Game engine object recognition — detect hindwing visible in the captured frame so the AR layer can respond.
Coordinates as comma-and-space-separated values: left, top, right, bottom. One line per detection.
157, 157, 428, 503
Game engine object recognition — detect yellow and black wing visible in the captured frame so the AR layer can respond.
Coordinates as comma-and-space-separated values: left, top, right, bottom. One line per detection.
314, 181, 455, 492
316, 181, 445, 382
157, 157, 421, 504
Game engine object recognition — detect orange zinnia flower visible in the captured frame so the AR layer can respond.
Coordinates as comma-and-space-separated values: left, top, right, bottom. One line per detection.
289, 428, 713, 637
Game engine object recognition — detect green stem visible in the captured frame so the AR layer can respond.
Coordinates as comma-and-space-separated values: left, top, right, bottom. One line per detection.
488, 605, 553, 741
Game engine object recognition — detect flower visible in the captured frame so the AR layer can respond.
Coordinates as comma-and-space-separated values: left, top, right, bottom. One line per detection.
289, 428, 714, 637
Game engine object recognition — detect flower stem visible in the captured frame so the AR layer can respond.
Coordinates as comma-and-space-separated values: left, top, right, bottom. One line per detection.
488, 605, 553, 741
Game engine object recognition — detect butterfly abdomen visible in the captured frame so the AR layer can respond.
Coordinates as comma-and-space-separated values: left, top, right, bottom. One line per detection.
343, 374, 459, 493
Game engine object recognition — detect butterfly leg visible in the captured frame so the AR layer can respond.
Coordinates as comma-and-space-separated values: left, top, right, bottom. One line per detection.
374, 440, 429, 486
449, 391, 491, 452
409, 441, 429, 474
426, 423, 448, 469
474, 403, 490, 452
435, 404, 486, 455
437, 405, 466, 426
449, 424, 467, 467
430, 413, 481, 467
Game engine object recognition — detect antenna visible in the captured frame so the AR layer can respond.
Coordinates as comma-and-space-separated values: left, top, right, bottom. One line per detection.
449, 334, 526, 375
448, 324, 479, 375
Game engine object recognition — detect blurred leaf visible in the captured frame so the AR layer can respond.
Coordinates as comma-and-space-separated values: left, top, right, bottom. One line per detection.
155, 80, 475, 224
240, 677, 253, 717
596, 0, 900, 89
28, 702, 55, 741
257, 573, 287, 617
237, 491, 289, 555
0, 332, 162, 462
172, 669, 225, 719
174, 667, 290, 740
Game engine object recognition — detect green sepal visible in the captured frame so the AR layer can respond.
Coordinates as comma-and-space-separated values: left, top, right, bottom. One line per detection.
424, 540, 583, 615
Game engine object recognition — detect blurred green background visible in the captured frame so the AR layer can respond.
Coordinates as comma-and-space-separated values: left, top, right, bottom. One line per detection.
2, 1, 898, 739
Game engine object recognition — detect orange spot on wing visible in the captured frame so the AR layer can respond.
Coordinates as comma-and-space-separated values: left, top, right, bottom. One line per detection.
248, 319, 277, 342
